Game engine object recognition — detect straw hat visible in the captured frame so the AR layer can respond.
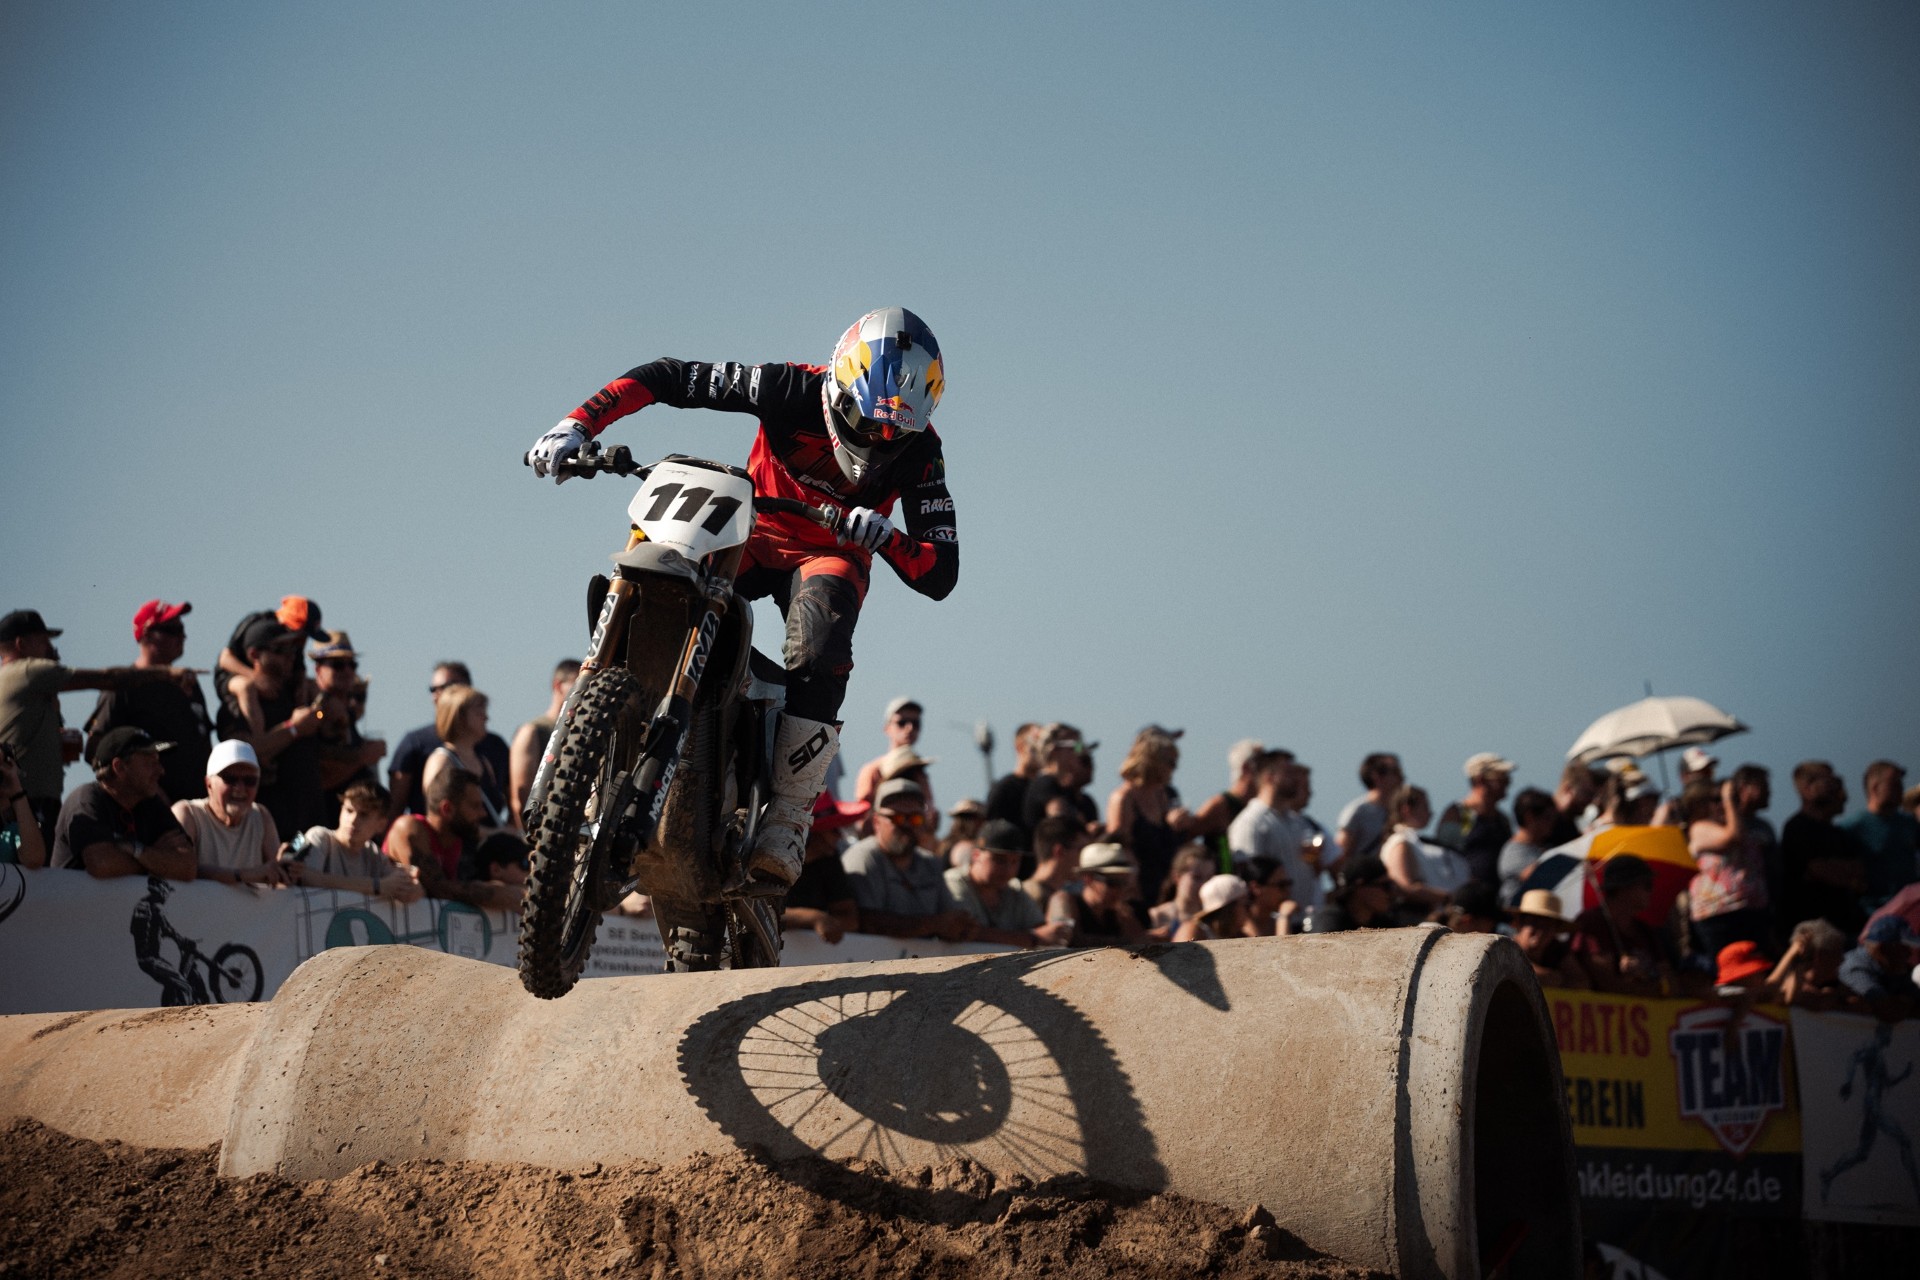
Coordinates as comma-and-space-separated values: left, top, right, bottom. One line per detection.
878, 746, 937, 779
1509, 889, 1574, 932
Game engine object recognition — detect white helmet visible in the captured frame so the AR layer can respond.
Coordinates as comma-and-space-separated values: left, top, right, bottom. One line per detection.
820, 307, 944, 484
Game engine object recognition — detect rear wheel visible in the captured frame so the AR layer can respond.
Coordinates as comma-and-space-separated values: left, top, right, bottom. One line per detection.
517, 667, 639, 998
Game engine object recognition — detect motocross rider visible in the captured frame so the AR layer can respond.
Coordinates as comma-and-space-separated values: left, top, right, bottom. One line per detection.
527, 307, 956, 890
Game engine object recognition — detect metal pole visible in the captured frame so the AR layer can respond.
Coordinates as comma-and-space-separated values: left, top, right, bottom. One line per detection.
975, 720, 996, 794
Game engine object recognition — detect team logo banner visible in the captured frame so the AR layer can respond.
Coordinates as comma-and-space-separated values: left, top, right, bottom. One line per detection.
1791, 1009, 1920, 1228
0, 867, 1014, 1016
1550, 989, 1804, 1280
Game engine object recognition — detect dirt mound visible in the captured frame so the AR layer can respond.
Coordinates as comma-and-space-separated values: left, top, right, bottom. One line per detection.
0, 1117, 1382, 1280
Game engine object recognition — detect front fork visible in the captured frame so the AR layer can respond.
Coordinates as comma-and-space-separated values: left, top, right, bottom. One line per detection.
525, 540, 745, 852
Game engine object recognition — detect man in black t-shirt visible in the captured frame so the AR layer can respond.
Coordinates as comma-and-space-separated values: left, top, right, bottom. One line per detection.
217, 618, 331, 841
1777, 760, 1867, 935
986, 722, 1044, 828
1022, 724, 1100, 836
52, 728, 193, 879
1436, 753, 1516, 888
84, 599, 212, 803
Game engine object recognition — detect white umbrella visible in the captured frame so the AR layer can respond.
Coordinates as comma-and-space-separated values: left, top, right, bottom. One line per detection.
1566, 696, 1748, 764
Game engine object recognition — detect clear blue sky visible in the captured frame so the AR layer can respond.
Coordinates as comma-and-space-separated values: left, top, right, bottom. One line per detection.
4, 1, 1916, 821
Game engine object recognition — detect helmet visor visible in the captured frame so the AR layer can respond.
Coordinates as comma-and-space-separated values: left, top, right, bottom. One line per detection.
830, 394, 904, 447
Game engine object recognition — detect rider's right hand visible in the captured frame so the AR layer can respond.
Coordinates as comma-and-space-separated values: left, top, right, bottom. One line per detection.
528, 419, 590, 483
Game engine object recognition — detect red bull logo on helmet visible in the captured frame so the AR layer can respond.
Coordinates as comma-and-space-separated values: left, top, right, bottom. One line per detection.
870, 394, 917, 430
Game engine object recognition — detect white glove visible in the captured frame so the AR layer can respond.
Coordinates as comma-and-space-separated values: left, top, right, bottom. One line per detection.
528, 420, 589, 482
835, 506, 895, 553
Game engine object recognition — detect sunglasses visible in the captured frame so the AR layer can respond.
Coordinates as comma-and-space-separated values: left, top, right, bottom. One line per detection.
429, 682, 459, 695
219, 773, 260, 789
320, 658, 358, 671
893, 716, 921, 728
878, 810, 927, 827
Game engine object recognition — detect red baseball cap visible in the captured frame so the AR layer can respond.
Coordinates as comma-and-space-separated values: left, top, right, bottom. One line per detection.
810, 792, 870, 832
1715, 940, 1772, 987
132, 600, 191, 642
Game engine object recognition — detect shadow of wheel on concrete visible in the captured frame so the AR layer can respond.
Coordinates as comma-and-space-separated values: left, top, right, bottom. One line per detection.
676, 948, 1172, 1223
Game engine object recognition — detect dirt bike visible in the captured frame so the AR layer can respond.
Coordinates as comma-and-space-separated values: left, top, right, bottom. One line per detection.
516, 440, 834, 998
172, 935, 265, 1004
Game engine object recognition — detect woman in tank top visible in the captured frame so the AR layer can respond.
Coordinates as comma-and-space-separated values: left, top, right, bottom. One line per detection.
422, 685, 511, 831
1379, 784, 1468, 923
1105, 728, 1196, 901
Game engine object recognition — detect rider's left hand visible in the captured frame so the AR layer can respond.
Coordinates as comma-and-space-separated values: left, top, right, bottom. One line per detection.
834, 506, 895, 553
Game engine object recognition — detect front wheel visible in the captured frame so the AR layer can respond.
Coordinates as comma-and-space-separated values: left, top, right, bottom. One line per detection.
518, 667, 640, 998
727, 896, 783, 969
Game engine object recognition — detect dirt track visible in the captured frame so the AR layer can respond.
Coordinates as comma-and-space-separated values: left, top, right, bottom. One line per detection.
0, 1118, 1382, 1280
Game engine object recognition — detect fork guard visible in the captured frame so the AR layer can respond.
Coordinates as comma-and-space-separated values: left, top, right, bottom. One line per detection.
611, 541, 704, 583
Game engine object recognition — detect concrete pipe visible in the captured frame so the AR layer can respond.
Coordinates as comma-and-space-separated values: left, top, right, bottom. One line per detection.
0, 1003, 262, 1149
1, 929, 1577, 1279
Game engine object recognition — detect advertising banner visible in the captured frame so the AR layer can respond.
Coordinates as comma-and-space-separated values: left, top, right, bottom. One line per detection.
1549, 988, 1804, 1280
0, 866, 1013, 1016
1791, 1008, 1920, 1228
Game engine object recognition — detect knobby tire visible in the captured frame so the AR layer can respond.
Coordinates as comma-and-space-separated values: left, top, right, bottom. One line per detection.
518, 667, 640, 998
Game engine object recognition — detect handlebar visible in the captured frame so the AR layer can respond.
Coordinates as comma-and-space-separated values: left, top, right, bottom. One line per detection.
523, 443, 838, 528
752, 496, 838, 528
522, 441, 648, 479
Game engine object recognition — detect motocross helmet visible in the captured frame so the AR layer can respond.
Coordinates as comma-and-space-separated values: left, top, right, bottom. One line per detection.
821, 307, 944, 485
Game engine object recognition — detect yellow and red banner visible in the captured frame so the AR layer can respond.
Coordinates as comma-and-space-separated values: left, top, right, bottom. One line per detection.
1549, 989, 1806, 1278
1551, 989, 1801, 1158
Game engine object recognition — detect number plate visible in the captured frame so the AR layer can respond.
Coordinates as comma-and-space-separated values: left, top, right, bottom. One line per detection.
627, 462, 756, 559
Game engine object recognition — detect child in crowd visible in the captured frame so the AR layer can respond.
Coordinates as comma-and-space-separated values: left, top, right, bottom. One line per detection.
1765, 918, 1855, 1010
1149, 842, 1217, 937
283, 780, 421, 903
1173, 874, 1251, 942
1243, 855, 1302, 937
475, 832, 531, 886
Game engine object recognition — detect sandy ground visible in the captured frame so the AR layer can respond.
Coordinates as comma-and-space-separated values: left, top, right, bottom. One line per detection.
0, 1118, 1384, 1280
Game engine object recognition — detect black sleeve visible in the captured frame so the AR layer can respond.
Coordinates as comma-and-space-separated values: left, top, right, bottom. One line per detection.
83, 690, 120, 747
1022, 776, 1062, 835
59, 791, 124, 865
879, 435, 959, 601
568, 359, 822, 436
133, 796, 185, 845
628, 359, 815, 417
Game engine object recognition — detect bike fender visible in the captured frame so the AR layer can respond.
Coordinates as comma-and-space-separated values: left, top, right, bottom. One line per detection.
611, 543, 702, 583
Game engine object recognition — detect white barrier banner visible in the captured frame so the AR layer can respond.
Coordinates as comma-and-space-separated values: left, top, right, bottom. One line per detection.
1792, 1008, 1920, 1227
0, 865, 1014, 1015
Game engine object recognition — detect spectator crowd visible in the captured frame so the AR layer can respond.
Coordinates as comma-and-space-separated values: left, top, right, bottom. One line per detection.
3, 600, 1916, 1021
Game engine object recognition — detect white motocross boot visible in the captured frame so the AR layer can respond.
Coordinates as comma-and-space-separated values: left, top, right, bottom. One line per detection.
747, 714, 839, 887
